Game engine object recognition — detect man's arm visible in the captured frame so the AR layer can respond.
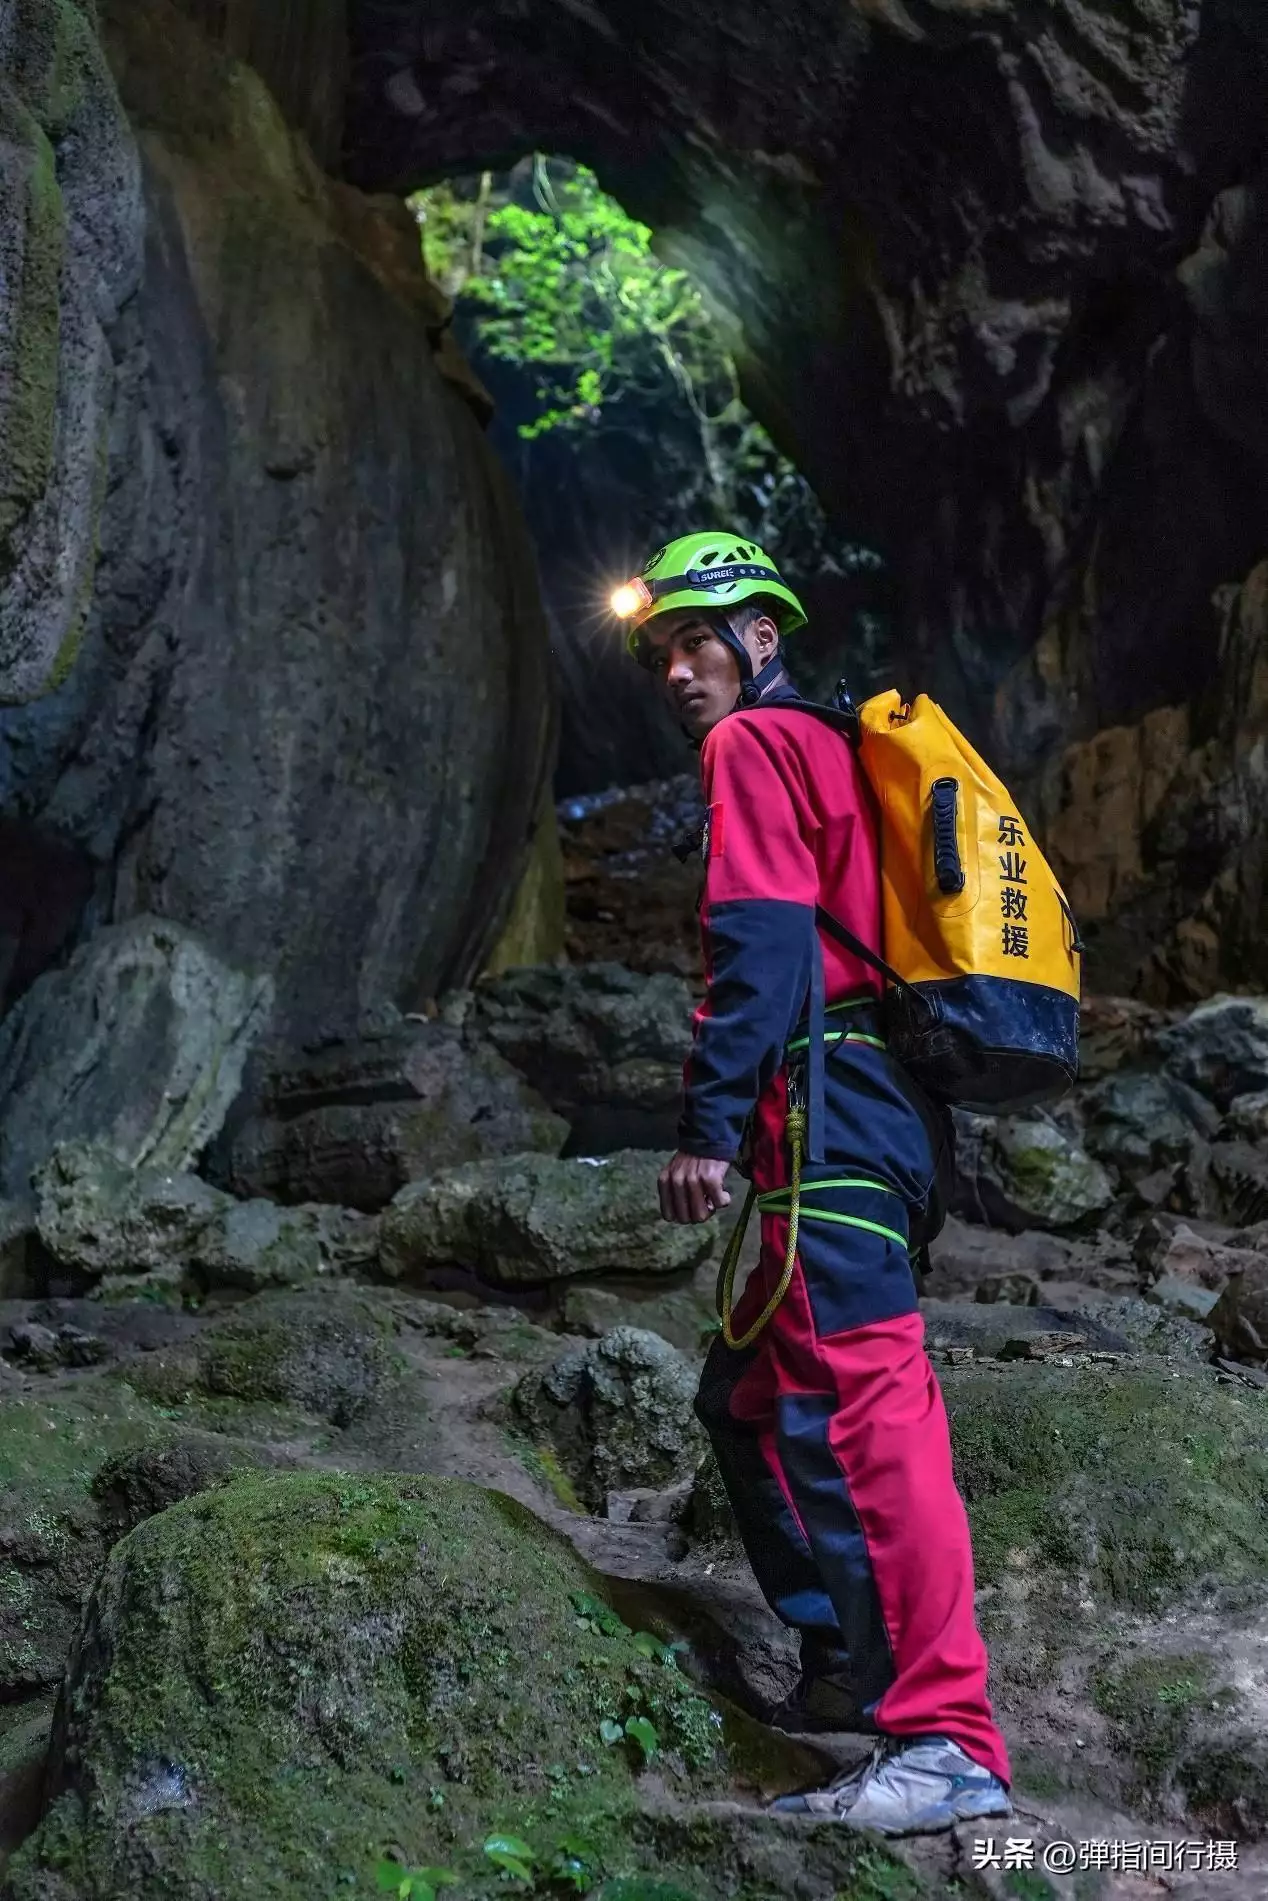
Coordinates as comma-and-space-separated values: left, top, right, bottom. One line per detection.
664, 715, 819, 1217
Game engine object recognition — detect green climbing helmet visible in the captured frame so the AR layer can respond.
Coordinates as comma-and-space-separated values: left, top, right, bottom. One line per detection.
611, 531, 808, 656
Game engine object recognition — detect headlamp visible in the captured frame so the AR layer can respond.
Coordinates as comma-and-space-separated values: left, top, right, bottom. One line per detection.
610, 578, 653, 620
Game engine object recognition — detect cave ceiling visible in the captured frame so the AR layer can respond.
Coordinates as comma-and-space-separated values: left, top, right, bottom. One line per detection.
341, 0, 1268, 767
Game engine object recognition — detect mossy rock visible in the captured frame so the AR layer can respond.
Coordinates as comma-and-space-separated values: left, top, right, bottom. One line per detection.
122, 1288, 401, 1429
979, 1117, 1115, 1231
944, 1360, 1268, 1611
0, 1378, 179, 1702
379, 1150, 717, 1288
513, 1327, 705, 1511
1091, 1651, 1231, 1799
1090, 1646, 1268, 1834
0, 1372, 275, 1705
1, 1471, 898, 1900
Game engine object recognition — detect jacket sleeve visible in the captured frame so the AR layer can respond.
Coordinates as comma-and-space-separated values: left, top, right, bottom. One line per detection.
678, 715, 820, 1160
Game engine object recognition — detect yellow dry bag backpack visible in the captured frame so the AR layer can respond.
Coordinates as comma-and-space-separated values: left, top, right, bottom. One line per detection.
799, 685, 1083, 1113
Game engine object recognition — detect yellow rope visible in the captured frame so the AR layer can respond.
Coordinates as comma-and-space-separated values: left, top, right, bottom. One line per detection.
717, 1106, 806, 1351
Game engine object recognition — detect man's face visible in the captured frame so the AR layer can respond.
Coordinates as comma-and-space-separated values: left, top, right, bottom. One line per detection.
642, 610, 776, 740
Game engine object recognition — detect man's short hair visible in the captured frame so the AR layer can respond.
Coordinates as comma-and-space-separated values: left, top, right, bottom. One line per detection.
720, 597, 784, 641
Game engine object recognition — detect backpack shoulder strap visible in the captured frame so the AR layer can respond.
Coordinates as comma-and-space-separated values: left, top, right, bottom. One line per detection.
742, 693, 917, 1000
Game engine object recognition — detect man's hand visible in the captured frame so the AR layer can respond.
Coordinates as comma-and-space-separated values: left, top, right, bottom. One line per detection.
659, 1151, 733, 1225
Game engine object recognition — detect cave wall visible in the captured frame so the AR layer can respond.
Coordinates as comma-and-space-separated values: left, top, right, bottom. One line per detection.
0, 0, 557, 1041
341, 0, 1268, 992
343, 0, 1268, 768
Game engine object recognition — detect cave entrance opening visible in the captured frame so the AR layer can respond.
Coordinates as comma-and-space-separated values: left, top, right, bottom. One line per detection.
409, 156, 891, 798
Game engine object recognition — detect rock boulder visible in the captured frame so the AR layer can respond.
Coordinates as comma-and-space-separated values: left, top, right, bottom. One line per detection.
210, 1016, 568, 1212
460, 962, 693, 1137
956, 1114, 1117, 1233
1157, 996, 1268, 1112
513, 1326, 706, 1512
378, 1150, 717, 1289
4, 1472, 829, 1899
0, 919, 272, 1199
33, 1143, 377, 1296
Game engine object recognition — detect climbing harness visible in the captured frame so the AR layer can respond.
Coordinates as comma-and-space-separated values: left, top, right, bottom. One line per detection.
716, 1016, 906, 1351
716, 1063, 807, 1353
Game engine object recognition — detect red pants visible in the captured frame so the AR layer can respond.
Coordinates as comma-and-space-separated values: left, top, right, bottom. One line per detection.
696, 1047, 1010, 1784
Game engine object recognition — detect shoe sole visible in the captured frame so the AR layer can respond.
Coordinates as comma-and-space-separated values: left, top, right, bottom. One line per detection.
843, 1792, 1014, 1838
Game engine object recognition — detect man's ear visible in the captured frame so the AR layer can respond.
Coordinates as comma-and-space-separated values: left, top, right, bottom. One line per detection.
754, 615, 781, 661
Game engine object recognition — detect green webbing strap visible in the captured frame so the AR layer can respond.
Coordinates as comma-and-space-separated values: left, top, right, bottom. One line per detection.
760, 1204, 909, 1251
786, 1028, 887, 1055
758, 1175, 908, 1252
786, 994, 887, 1058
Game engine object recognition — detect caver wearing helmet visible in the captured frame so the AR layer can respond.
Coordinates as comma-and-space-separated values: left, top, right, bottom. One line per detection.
612, 531, 808, 738
613, 526, 1016, 1832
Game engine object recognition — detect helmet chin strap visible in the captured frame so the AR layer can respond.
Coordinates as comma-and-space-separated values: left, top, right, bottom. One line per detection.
678, 614, 783, 745
713, 613, 783, 709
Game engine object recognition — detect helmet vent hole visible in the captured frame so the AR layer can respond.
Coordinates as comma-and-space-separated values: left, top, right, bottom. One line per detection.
699, 548, 719, 564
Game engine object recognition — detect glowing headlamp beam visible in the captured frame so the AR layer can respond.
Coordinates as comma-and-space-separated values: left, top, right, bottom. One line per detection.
610, 579, 652, 620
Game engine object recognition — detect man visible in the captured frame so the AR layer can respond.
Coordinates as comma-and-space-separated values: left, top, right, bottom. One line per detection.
615, 531, 1013, 1837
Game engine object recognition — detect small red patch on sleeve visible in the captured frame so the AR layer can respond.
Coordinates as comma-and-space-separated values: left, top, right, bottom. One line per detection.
707, 801, 725, 859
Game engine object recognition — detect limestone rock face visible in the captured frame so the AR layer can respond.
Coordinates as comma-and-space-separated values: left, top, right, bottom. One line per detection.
456, 961, 693, 1150
346, 2, 1268, 776
513, 1325, 705, 1511
0, 917, 272, 1198
1039, 569, 1268, 999
210, 1016, 568, 1212
33, 1142, 377, 1296
0, 0, 554, 1044
0, 0, 145, 704
379, 1150, 717, 1288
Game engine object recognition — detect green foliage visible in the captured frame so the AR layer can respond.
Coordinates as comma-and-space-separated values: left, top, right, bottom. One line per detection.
484, 1833, 537, 1882
623, 1716, 658, 1764
375, 1861, 459, 1900
409, 158, 866, 576
412, 160, 727, 444
571, 1591, 629, 1639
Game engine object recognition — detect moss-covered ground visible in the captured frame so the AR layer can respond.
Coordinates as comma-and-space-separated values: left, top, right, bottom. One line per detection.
2, 1472, 923, 1901
944, 1361, 1268, 1609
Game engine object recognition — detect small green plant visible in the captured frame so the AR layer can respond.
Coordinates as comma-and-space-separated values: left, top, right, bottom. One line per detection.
840, 1841, 925, 1899
630, 1631, 678, 1665
570, 1591, 629, 1638
483, 1833, 537, 1883
374, 1861, 459, 1900
1003, 1872, 1057, 1901
598, 1713, 659, 1764
548, 1835, 600, 1893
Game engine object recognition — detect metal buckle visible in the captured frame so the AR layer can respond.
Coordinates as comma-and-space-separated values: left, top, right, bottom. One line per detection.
786, 1061, 807, 1115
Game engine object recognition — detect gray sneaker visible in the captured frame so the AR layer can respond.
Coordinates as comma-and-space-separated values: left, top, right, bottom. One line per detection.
768, 1743, 885, 1818
770, 1736, 1012, 1836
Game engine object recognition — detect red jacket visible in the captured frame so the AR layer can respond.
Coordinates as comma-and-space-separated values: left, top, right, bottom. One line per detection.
679, 699, 884, 1160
